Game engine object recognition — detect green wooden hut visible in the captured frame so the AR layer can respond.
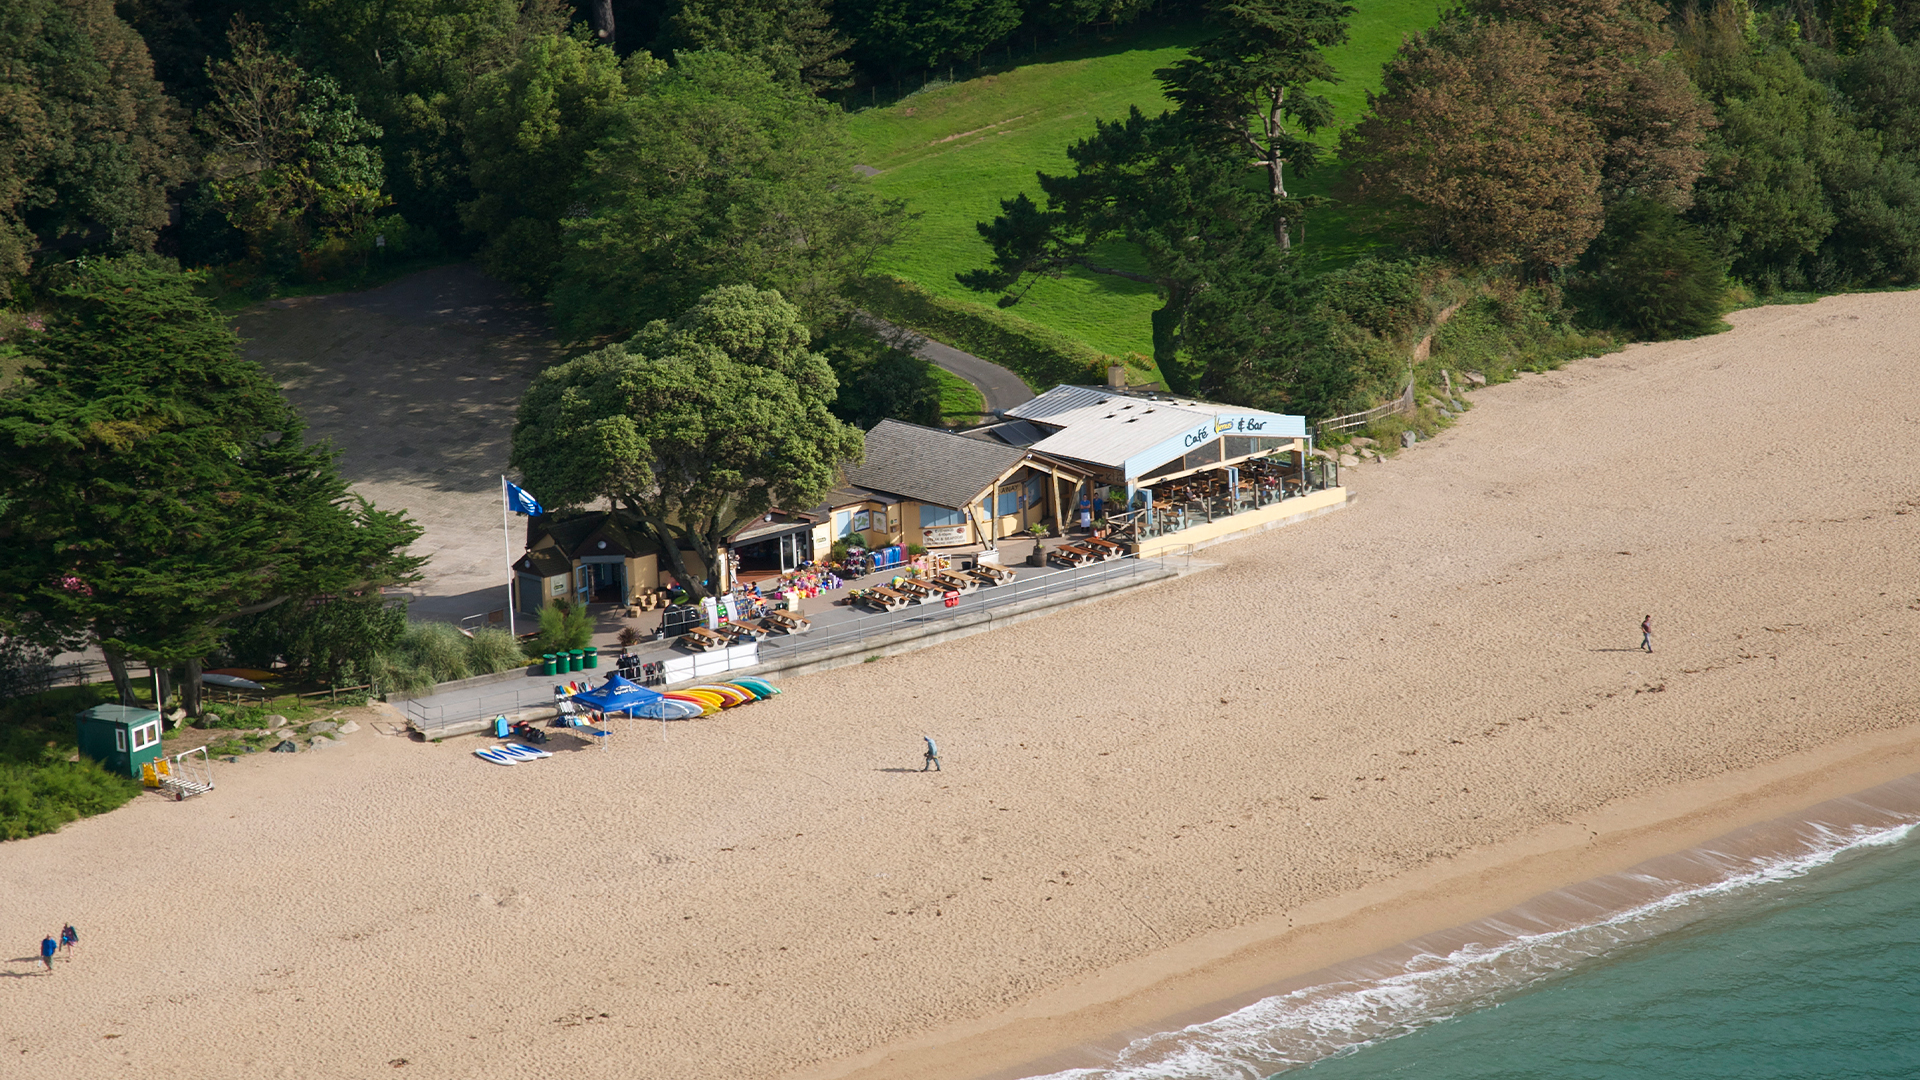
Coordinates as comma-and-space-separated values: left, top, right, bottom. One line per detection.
75, 704, 164, 778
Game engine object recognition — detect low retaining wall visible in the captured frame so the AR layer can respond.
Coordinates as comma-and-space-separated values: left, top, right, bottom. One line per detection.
724, 559, 1185, 684
1135, 487, 1349, 559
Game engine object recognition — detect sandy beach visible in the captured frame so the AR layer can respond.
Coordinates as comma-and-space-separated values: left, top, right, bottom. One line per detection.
4, 290, 1919, 1080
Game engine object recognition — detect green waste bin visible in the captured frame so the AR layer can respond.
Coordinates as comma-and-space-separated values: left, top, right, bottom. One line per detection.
541, 653, 556, 677
567, 649, 583, 672
584, 646, 599, 670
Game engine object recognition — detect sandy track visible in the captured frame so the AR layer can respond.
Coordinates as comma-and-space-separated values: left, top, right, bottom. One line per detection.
4, 291, 1919, 1080
236, 265, 558, 622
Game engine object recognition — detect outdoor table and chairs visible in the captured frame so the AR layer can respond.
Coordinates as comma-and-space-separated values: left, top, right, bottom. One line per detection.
718, 620, 767, 642
859, 586, 913, 611
1050, 545, 1097, 567
928, 571, 976, 594
680, 626, 731, 651
894, 579, 939, 602
969, 564, 1016, 586
761, 610, 811, 634
1082, 536, 1125, 557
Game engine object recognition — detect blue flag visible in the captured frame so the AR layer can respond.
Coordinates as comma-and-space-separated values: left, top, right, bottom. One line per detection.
505, 480, 544, 516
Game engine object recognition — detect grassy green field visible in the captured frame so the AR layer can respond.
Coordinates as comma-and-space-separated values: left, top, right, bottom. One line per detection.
929, 364, 989, 424
846, 1, 1442, 367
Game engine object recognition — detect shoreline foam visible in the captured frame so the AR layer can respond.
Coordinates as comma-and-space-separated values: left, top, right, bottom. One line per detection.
790, 723, 1920, 1080
1010, 772, 1920, 1080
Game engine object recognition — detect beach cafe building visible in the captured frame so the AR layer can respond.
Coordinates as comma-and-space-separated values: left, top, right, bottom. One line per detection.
993, 385, 1345, 556
836, 420, 1090, 552
512, 509, 729, 616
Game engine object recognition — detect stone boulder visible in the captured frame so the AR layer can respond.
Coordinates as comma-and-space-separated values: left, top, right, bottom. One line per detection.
1464, 370, 1487, 386
1350, 436, 1376, 448
270, 740, 298, 753
1338, 453, 1361, 467
307, 736, 330, 750
264, 714, 289, 728
306, 720, 339, 736
1401, 430, 1418, 448
336, 720, 360, 735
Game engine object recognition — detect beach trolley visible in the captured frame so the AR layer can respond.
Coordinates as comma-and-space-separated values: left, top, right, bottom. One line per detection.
75, 704, 165, 779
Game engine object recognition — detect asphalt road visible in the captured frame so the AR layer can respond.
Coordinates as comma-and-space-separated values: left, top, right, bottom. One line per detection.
857, 313, 1035, 416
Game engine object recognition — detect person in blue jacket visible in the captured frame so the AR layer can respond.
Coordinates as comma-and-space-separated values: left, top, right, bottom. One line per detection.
921, 735, 942, 772
40, 934, 57, 973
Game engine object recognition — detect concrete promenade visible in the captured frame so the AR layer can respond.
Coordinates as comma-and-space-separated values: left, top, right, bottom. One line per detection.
400, 543, 1185, 733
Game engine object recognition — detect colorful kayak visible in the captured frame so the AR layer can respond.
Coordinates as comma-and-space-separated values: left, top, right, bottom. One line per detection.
663, 691, 722, 715
716, 682, 767, 701
731, 677, 780, 697
691, 684, 751, 707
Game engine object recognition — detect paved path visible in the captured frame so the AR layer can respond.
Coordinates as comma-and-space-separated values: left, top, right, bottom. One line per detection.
404, 538, 1161, 728
238, 264, 559, 625
858, 313, 1034, 416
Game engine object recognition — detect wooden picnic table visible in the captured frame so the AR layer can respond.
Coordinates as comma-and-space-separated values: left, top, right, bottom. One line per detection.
762, 610, 811, 634
680, 626, 731, 651
969, 564, 1016, 585
929, 572, 975, 593
719, 620, 766, 641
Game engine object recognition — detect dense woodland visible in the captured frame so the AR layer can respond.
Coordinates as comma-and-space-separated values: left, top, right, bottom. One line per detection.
3, 0, 1920, 726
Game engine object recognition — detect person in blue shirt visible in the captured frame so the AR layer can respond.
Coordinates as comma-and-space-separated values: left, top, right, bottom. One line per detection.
40, 934, 57, 972
921, 735, 941, 772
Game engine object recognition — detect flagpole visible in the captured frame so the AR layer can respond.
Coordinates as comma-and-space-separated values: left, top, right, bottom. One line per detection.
502, 474, 517, 639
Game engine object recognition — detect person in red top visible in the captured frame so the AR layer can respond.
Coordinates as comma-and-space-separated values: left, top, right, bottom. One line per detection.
1641, 615, 1653, 653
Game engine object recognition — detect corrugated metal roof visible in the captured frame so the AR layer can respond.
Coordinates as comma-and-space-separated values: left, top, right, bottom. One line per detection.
1003, 384, 1115, 421
1027, 407, 1206, 469
1011, 385, 1306, 477
845, 420, 1027, 509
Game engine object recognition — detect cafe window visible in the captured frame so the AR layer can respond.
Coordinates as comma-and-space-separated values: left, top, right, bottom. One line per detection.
1025, 475, 1043, 506
834, 510, 854, 537
997, 488, 1018, 516
920, 505, 964, 528
132, 722, 158, 750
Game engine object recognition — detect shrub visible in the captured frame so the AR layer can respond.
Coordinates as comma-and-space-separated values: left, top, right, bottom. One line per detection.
525, 600, 593, 659
0, 684, 142, 840
371, 620, 530, 695
1569, 197, 1729, 340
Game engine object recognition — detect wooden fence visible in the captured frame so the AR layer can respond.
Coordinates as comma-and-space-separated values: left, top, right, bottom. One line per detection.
1316, 376, 1417, 436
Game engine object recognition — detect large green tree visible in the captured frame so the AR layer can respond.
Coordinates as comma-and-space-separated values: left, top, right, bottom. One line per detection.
839, 0, 1023, 78
0, 258, 424, 712
960, 107, 1283, 390
197, 16, 389, 265
1339, 18, 1605, 269
511, 286, 863, 599
459, 28, 653, 294
0, 0, 187, 287
550, 51, 902, 339
1157, 0, 1354, 249
659, 0, 855, 92
1463, 0, 1711, 208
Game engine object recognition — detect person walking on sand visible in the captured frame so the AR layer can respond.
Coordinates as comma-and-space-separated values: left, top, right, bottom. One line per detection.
1641, 615, 1653, 653
59, 924, 77, 957
922, 735, 941, 772
39, 934, 57, 973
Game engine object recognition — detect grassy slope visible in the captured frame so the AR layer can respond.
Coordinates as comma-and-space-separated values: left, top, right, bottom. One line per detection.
845, 1, 1442, 365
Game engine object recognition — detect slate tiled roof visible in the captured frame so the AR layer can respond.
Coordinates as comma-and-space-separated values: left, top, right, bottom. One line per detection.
514, 548, 571, 577
845, 420, 1027, 509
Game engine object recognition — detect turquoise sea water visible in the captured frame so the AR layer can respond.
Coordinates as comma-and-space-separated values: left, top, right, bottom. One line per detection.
1300, 826, 1920, 1080
1024, 799, 1920, 1080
